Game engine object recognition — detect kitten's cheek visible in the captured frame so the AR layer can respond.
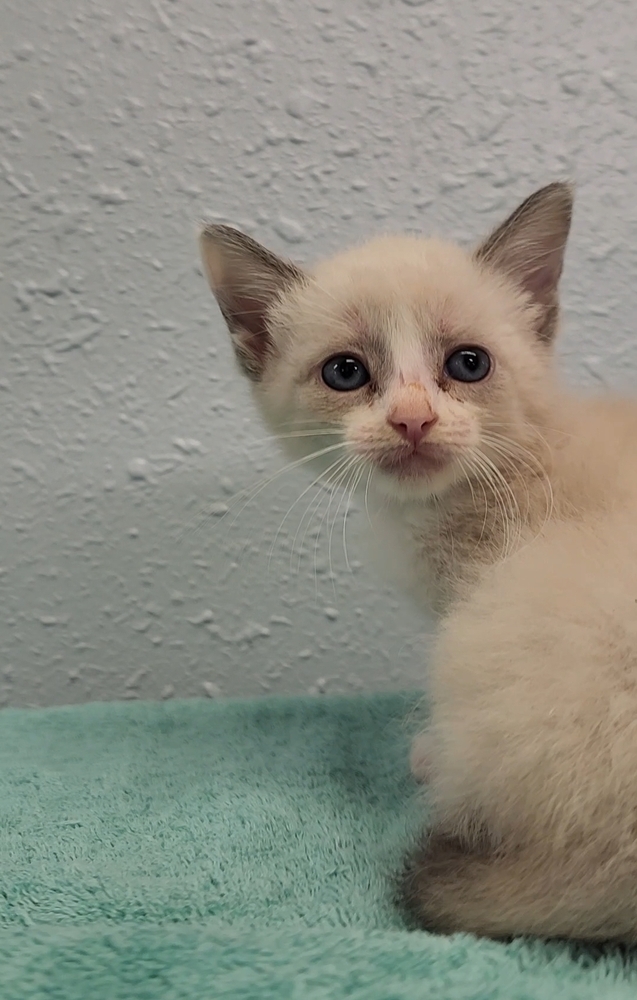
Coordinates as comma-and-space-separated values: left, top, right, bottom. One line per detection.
343, 422, 391, 457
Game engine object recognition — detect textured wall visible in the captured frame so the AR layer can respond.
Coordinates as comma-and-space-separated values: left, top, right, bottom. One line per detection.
1, 0, 637, 707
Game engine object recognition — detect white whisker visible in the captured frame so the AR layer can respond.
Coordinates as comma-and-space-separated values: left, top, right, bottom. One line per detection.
291, 454, 354, 577
363, 465, 374, 531
325, 457, 362, 590
267, 452, 353, 573
342, 462, 367, 572
309, 456, 360, 596
177, 441, 347, 542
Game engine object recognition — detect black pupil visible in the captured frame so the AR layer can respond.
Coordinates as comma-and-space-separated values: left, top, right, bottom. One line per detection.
338, 359, 358, 380
322, 355, 369, 391
445, 347, 490, 383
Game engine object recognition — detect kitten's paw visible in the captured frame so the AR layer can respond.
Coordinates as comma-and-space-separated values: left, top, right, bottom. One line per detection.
409, 733, 433, 783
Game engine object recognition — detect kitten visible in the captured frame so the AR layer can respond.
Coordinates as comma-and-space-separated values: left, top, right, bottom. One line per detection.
200, 183, 637, 943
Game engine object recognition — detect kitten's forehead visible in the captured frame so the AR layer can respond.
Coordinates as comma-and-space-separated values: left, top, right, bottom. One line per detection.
311, 236, 502, 332
312, 236, 476, 293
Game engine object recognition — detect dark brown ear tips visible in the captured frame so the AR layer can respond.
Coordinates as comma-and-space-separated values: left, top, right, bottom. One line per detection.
475, 182, 574, 342
199, 224, 304, 380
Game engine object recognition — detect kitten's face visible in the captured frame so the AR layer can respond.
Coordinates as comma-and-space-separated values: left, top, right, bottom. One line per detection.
248, 238, 549, 502
200, 184, 572, 503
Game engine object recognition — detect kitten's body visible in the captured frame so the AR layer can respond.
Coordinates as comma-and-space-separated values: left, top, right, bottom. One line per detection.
200, 184, 637, 942
402, 395, 637, 939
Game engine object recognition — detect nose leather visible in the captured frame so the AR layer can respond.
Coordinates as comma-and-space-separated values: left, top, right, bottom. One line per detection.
389, 414, 438, 446
388, 384, 438, 447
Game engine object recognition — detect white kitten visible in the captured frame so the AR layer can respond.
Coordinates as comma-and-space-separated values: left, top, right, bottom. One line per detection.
200, 183, 637, 943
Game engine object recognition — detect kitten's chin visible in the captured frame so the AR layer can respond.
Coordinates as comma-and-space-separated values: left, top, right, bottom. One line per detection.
372, 454, 461, 502
376, 446, 450, 479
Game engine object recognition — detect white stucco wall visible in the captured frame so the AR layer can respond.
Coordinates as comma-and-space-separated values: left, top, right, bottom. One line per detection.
1, 0, 637, 707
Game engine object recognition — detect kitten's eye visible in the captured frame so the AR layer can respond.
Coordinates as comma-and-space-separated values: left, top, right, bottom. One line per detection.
444, 347, 491, 383
321, 355, 370, 392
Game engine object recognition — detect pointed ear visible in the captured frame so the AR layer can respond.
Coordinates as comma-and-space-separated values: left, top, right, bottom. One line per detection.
475, 182, 573, 342
199, 224, 305, 380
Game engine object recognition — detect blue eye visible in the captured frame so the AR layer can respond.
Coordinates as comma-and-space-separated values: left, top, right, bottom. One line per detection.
321, 355, 370, 392
444, 347, 491, 383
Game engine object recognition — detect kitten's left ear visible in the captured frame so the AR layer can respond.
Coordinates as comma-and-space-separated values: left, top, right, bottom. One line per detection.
475, 182, 573, 342
199, 224, 305, 380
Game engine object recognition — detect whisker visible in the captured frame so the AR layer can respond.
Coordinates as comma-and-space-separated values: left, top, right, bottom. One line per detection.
363, 465, 374, 531
468, 450, 521, 561
328, 458, 363, 586
483, 452, 523, 559
300, 484, 334, 580
342, 462, 367, 572
462, 455, 501, 553
480, 431, 554, 530
480, 439, 534, 520
290, 454, 354, 577
223, 444, 349, 534
267, 452, 353, 573
311, 456, 360, 594
243, 428, 343, 445
177, 442, 348, 542
456, 455, 490, 550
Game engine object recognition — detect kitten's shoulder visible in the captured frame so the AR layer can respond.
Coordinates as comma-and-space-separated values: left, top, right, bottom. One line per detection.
556, 393, 637, 510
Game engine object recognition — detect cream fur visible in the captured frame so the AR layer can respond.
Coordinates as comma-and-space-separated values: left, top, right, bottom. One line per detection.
200, 184, 637, 941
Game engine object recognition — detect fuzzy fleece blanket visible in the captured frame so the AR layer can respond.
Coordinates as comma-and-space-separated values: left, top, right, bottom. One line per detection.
1, 692, 636, 999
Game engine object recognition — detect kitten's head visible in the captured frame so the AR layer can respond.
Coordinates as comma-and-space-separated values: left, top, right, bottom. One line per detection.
200, 183, 572, 502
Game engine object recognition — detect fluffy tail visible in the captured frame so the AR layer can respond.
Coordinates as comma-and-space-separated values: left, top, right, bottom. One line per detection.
398, 828, 637, 943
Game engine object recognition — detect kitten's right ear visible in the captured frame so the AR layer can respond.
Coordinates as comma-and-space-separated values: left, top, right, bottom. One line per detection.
199, 224, 304, 380
475, 182, 573, 343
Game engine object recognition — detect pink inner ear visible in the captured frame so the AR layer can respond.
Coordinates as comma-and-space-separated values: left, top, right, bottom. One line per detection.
231, 294, 270, 340
518, 253, 563, 308
527, 263, 556, 296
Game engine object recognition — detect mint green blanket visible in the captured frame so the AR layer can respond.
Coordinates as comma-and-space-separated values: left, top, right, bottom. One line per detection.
1, 694, 636, 999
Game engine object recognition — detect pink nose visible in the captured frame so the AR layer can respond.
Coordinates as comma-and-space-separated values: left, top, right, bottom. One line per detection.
389, 414, 438, 447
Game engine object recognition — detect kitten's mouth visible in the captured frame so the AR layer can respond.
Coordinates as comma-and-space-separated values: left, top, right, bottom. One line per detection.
375, 444, 452, 479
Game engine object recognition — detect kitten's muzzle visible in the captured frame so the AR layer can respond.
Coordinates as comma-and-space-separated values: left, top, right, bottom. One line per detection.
375, 442, 452, 479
